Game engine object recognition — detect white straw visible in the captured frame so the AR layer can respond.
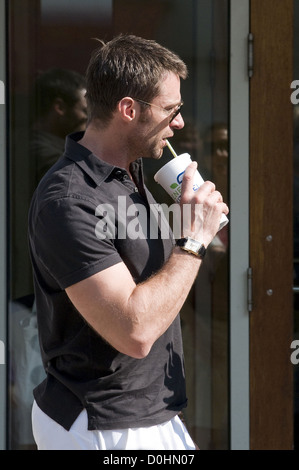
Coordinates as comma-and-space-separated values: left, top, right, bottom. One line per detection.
166, 139, 178, 158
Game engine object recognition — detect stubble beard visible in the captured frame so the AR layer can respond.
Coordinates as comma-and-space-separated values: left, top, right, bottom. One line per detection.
128, 130, 163, 161
132, 112, 165, 160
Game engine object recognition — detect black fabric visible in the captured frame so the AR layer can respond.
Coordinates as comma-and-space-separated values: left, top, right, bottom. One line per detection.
28, 132, 187, 431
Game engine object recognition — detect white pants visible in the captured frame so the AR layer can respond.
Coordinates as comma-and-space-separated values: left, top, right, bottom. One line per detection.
32, 401, 196, 450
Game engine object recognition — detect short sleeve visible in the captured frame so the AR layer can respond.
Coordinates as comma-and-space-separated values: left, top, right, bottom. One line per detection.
32, 195, 122, 289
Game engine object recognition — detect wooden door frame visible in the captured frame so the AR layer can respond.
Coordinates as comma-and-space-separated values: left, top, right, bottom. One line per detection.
250, 0, 294, 450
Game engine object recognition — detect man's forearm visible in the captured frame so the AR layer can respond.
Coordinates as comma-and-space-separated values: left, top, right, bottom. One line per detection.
127, 246, 202, 354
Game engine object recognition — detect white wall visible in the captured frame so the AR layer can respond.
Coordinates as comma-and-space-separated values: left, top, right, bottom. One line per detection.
230, 0, 250, 450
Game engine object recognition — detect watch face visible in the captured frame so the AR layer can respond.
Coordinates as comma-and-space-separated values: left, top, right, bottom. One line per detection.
176, 237, 206, 258
185, 238, 201, 253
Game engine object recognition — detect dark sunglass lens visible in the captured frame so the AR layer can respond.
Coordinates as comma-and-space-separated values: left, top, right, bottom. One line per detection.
170, 106, 182, 123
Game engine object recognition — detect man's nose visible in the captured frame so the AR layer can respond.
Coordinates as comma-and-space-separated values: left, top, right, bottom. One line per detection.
170, 113, 184, 130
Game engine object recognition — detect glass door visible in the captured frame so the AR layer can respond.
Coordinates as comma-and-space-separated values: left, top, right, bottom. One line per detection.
6, 0, 230, 449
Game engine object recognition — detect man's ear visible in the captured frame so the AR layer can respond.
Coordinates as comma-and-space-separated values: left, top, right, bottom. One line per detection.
118, 97, 136, 121
53, 97, 67, 116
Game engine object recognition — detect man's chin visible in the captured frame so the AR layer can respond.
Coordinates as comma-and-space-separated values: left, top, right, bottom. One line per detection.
142, 149, 163, 160
155, 147, 164, 160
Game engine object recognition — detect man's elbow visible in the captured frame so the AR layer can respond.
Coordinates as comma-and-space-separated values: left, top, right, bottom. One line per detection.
121, 334, 154, 359
127, 342, 153, 360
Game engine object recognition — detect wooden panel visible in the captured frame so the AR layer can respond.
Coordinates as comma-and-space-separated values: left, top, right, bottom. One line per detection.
250, 0, 294, 449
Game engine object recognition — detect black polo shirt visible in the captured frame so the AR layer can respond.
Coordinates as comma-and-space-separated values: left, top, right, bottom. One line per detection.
28, 132, 187, 431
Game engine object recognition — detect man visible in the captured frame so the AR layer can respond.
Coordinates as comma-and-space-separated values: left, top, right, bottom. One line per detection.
30, 68, 87, 183
28, 34, 228, 450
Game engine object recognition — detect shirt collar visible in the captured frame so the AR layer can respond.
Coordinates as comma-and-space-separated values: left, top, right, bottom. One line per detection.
64, 132, 115, 187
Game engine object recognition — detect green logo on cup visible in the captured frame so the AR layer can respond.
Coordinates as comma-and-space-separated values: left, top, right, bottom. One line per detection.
170, 183, 178, 189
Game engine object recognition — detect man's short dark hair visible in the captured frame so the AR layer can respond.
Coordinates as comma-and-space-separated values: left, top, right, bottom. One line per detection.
85, 34, 188, 125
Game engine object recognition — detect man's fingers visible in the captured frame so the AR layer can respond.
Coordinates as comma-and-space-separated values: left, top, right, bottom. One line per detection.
180, 162, 198, 202
181, 162, 216, 205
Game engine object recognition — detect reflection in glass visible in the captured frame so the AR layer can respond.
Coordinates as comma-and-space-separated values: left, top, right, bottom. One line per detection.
7, 0, 229, 449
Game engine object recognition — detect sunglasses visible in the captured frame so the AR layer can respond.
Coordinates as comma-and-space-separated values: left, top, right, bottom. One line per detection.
135, 99, 184, 123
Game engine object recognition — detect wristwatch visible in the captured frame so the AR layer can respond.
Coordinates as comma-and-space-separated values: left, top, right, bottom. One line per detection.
176, 236, 206, 259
